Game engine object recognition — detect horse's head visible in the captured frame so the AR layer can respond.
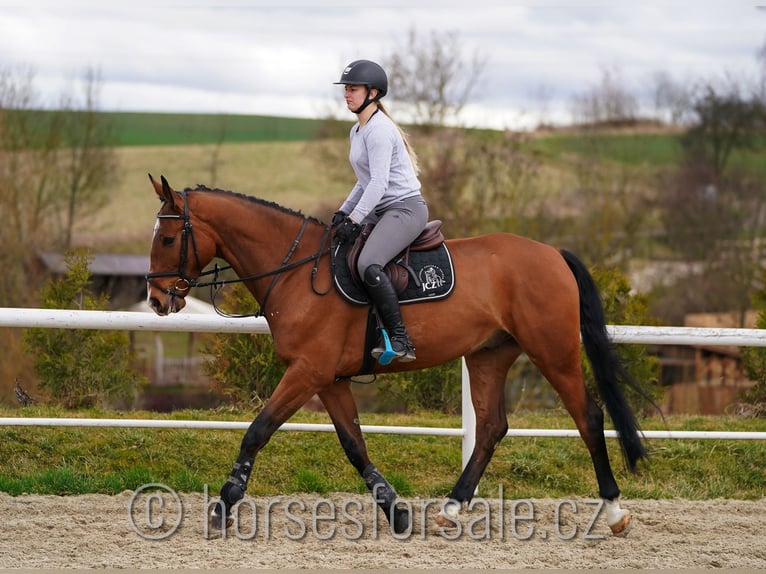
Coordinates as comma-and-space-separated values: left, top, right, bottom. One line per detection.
146, 174, 215, 315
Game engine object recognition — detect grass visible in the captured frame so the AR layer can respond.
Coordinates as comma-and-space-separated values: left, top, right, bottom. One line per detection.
533, 131, 685, 167
29, 110, 351, 146
1, 406, 764, 500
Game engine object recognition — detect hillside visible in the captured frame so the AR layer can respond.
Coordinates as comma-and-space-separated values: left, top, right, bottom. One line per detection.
73, 139, 355, 253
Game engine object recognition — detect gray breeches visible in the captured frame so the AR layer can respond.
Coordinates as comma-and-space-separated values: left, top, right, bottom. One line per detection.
357, 195, 428, 278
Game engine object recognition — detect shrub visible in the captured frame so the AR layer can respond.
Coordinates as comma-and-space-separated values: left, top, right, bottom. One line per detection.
739, 305, 766, 415
589, 265, 663, 415
377, 359, 462, 414
200, 283, 283, 406
22, 250, 143, 408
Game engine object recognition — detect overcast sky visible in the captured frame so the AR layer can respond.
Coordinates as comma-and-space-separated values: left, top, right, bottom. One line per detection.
2, 1, 765, 129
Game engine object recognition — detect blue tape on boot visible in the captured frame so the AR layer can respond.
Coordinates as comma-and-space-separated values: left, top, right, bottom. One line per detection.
378, 329, 396, 365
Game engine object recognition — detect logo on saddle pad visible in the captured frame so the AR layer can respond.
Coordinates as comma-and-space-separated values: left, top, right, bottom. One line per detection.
419, 264, 446, 292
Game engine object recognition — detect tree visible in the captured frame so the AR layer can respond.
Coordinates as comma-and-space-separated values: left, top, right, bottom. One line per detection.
416, 129, 546, 239
651, 79, 766, 325
571, 66, 639, 127
651, 70, 693, 125
756, 35, 766, 105
653, 172, 760, 324
0, 66, 117, 307
383, 27, 485, 129
0, 66, 118, 402
680, 82, 765, 179
56, 67, 118, 248
0, 66, 54, 307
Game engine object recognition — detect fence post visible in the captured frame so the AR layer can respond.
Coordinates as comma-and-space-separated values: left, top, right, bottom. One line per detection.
461, 357, 475, 470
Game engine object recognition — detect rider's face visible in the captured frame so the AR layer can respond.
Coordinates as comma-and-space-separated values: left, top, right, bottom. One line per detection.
344, 84, 377, 112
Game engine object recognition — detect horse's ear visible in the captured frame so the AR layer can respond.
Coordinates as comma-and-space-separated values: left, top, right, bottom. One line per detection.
148, 173, 178, 209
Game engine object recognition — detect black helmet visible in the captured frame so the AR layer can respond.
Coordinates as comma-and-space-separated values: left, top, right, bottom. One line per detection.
334, 60, 388, 98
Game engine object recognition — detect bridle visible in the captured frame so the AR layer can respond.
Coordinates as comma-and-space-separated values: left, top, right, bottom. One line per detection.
145, 190, 201, 308
145, 190, 334, 318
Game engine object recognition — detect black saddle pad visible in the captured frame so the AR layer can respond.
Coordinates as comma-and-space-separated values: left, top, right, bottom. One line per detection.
332, 241, 456, 306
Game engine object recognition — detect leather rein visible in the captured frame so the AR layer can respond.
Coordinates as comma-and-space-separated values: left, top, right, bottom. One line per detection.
145, 190, 334, 318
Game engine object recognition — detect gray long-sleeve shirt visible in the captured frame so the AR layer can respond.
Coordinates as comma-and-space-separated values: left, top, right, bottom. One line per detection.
340, 110, 422, 224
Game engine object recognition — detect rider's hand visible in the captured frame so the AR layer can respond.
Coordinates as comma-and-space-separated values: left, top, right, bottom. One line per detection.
331, 210, 347, 227
334, 217, 360, 242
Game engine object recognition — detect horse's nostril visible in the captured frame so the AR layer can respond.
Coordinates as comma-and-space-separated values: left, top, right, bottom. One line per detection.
148, 297, 163, 313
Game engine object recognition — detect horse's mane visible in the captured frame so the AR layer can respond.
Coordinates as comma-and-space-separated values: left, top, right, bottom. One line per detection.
183, 184, 325, 226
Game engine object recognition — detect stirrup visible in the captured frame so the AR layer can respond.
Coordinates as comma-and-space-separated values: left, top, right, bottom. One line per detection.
371, 329, 416, 365
371, 329, 398, 365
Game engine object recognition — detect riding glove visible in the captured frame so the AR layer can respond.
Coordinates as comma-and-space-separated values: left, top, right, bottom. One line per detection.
335, 217, 360, 243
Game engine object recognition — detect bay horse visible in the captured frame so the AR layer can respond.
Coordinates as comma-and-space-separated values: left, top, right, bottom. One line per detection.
145, 174, 646, 536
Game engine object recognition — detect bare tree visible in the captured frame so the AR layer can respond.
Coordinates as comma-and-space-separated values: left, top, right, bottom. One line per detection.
383, 27, 485, 128
56, 67, 118, 248
755, 35, 766, 106
0, 66, 54, 306
571, 66, 639, 126
0, 66, 117, 306
651, 70, 693, 125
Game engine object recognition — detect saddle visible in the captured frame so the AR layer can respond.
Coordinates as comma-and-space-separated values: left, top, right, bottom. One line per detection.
345, 220, 446, 292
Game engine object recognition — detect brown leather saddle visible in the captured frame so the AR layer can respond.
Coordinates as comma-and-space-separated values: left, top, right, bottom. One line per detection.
345, 220, 445, 292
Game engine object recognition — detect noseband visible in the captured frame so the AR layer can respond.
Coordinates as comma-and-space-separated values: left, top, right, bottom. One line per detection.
145, 190, 202, 303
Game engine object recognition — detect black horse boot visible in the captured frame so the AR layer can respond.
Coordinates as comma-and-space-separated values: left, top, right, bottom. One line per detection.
363, 264, 416, 362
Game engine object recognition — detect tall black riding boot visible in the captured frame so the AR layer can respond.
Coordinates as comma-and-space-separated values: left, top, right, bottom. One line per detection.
363, 264, 416, 362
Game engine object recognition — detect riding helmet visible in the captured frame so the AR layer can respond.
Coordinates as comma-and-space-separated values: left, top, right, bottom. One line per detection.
334, 60, 388, 98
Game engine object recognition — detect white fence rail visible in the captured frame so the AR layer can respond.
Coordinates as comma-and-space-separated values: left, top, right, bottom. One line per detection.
1, 307, 765, 469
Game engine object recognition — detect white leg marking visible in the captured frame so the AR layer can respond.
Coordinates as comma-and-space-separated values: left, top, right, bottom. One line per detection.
435, 498, 460, 528
605, 498, 632, 536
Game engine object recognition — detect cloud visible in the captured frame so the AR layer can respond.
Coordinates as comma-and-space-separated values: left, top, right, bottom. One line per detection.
1, 2, 763, 129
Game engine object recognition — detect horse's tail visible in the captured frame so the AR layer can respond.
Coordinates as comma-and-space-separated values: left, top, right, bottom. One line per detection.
560, 248, 647, 472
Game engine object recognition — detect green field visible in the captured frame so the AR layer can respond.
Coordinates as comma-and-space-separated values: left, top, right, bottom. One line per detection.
532, 132, 684, 166
29, 110, 354, 146
1, 407, 763, 499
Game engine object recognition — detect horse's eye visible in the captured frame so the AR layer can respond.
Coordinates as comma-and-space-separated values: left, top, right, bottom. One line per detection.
162, 236, 175, 247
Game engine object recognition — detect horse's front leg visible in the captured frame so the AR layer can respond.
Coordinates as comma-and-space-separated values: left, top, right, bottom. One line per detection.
318, 381, 410, 534
210, 364, 322, 530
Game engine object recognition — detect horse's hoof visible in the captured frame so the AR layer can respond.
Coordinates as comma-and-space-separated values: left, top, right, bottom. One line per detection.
434, 513, 458, 530
208, 512, 233, 534
608, 512, 632, 537
392, 506, 411, 534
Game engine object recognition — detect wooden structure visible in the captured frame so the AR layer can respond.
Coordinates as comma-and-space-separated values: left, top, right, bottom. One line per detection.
657, 311, 757, 414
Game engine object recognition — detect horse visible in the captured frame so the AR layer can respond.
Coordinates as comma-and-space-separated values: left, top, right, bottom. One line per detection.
145, 174, 647, 536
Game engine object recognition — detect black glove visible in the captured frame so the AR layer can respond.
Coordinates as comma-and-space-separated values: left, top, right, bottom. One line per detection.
331, 210, 347, 226
335, 217, 360, 243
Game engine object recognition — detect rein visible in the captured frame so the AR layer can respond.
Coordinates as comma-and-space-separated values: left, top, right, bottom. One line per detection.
145, 190, 334, 319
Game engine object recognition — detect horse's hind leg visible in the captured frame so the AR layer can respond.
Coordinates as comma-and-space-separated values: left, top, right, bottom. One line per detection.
533, 351, 632, 535
318, 381, 410, 534
435, 343, 520, 528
